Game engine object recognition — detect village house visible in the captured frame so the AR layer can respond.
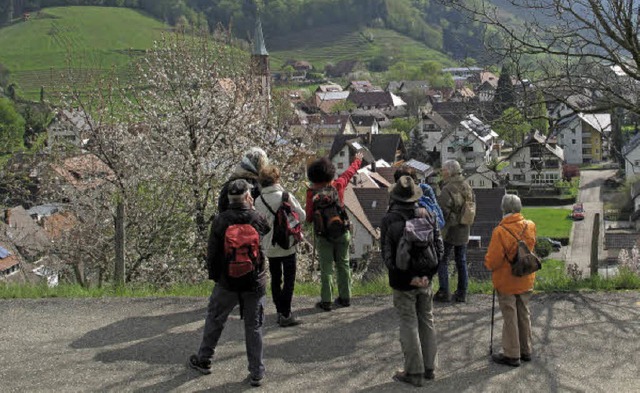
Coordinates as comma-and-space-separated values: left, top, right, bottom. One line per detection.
347, 91, 407, 114
629, 181, 640, 230
346, 80, 383, 92
623, 132, 640, 179
47, 109, 93, 150
315, 83, 343, 93
417, 109, 451, 153
329, 133, 406, 175
290, 113, 357, 155
313, 90, 350, 113
0, 245, 20, 278
442, 66, 484, 81
439, 114, 499, 173
554, 113, 610, 165
503, 131, 565, 186
351, 115, 380, 135
386, 80, 430, 96
466, 164, 500, 189
403, 159, 434, 184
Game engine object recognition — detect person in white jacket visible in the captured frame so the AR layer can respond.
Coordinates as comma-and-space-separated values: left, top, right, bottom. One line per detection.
255, 165, 306, 327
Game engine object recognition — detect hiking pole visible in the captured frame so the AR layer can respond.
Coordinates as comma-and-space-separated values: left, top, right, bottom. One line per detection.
490, 288, 496, 356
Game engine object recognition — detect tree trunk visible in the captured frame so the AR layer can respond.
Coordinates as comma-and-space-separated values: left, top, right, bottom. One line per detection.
114, 200, 126, 286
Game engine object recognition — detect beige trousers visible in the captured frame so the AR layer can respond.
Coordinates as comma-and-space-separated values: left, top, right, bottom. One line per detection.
497, 291, 532, 358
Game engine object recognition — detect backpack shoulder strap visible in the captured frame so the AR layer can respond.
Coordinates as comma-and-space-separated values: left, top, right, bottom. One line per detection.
282, 192, 289, 203
259, 194, 277, 216
500, 223, 520, 241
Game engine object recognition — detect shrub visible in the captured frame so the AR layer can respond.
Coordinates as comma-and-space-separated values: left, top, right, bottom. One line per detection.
535, 238, 553, 259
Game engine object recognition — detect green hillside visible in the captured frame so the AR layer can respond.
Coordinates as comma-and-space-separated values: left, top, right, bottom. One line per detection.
0, 6, 167, 99
268, 25, 455, 70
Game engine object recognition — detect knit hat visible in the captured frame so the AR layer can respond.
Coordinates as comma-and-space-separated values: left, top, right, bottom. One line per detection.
389, 175, 422, 203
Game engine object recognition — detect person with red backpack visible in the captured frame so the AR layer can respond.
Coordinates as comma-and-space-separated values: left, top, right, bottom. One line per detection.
305, 152, 363, 311
188, 179, 270, 387
255, 165, 306, 327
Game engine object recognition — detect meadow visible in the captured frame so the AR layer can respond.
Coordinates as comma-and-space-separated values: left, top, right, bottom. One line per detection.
521, 207, 573, 239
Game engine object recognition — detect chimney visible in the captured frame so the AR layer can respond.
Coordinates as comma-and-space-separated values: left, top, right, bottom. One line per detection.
370, 161, 376, 172
4, 209, 11, 225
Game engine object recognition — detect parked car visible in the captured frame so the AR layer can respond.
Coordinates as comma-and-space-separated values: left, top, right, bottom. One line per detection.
543, 237, 562, 251
572, 203, 585, 220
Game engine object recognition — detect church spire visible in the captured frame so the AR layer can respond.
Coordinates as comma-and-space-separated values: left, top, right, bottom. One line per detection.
252, 18, 268, 56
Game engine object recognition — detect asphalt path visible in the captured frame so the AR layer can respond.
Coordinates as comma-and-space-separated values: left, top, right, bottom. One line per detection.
566, 170, 616, 276
2, 292, 640, 392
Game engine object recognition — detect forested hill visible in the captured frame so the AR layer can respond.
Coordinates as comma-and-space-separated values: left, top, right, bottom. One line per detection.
1, 0, 491, 60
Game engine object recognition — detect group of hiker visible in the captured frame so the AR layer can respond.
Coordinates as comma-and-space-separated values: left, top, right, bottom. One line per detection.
187, 148, 539, 388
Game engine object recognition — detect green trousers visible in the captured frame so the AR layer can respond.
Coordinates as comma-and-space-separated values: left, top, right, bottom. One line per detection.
316, 231, 351, 302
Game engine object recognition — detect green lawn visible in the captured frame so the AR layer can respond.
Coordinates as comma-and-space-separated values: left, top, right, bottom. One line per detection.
521, 207, 573, 239
0, 6, 166, 98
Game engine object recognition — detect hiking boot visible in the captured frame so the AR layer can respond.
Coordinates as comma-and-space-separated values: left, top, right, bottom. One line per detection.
520, 353, 532, 362
424, 369, 435, 380
249, 375, 263, 387
278, 313, 301, 327
392, 370, 423, 387
316, 301, 332, 311
453, 291, 467, 303
187, 354, 211, 375
492, 353, 521, 367
433, 290, 451, 302
334, 297, 351, 308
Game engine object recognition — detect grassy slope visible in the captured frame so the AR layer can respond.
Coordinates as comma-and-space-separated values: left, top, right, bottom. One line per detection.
0, 6, 166, 97
268, 25, 455, 70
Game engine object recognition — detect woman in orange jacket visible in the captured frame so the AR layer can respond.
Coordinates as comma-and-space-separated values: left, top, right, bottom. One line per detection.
484, 194, 536, 367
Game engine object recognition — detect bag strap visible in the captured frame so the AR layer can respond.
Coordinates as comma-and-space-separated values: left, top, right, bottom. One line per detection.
259, 194, 277, 217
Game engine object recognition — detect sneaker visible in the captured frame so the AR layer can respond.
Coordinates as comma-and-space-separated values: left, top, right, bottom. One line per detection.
249, 375, 263, 387
491, 353, 521, 367
316, 301, 332, 311
392, 370, 423, 387
278, 314, 301, 327
453, 291, 467, 303
424, 369, 435, 380
187, 354, 211, 375
521, 353, 532, 362
334, 297, 351, 308
433, 290, 451, 302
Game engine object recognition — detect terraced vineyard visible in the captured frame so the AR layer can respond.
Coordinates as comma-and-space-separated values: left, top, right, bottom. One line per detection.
0, 6, 166, 100
269, 25, 453, 69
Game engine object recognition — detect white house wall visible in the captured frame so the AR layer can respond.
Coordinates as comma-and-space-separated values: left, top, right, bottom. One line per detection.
440, 129, 490, 171
625, 147, 640, 179
345, 213, 376, 260
556, 118, 583, 165
332, 146, 352, 176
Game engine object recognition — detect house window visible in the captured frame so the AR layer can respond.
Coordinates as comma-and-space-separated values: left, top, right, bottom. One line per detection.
634, 160, 640, 166
513, 174, 525, 181
337, 163, 344, 169
462, 146, 473, 152
447, 147, 454, 153
339, 151, 345, 157
469, 180, 474, 186
514, 162, 526, 169
572, 139, 576, 144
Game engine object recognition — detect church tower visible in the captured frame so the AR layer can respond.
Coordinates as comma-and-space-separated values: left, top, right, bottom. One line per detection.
251, 18, 271, 100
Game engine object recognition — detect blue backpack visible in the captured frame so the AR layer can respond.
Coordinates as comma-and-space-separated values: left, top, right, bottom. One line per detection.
417, 184, 445, 229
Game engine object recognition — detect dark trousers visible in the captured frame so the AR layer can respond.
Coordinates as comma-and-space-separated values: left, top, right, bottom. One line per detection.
268, 254, 297, 317
197, 284, 266, 379
437, 242, 468, 294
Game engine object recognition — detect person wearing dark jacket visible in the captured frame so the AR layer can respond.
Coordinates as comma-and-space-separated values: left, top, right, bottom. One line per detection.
217, 147, 269, 213
381, 176, 444, 387
188, 179, 271, 387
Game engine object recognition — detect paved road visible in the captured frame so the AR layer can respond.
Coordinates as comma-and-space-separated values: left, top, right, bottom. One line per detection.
2, 293, 640, 392
566, 170, 616, 276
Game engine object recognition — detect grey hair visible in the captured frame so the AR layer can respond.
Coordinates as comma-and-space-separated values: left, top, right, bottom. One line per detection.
228, 192, 249, 204
243, 147, 269, 173
501, 194, 522, 214
442, 159, 461, 175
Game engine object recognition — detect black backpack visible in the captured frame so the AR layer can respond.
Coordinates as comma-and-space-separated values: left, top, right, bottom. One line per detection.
260, 192, 304, 249
395, 209, 439, 276
312, 185, 349, 240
